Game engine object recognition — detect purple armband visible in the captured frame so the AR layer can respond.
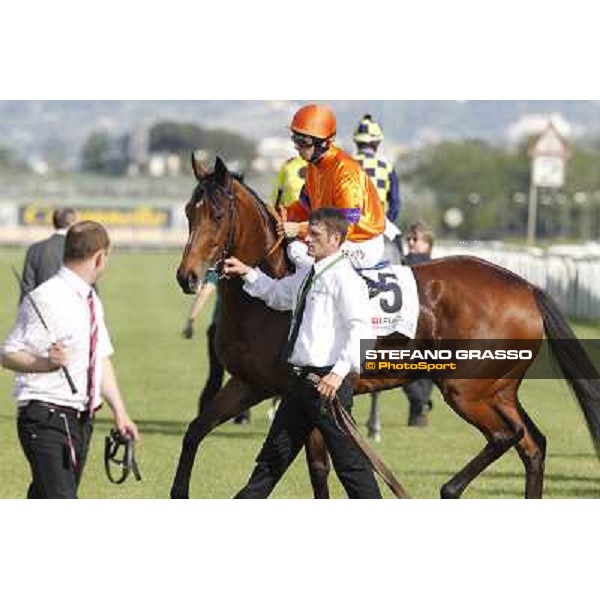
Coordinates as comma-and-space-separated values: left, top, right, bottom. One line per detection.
338, 208, 361, 224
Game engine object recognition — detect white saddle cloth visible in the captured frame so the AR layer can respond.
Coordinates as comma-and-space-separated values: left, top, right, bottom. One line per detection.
360, 264, 419, 339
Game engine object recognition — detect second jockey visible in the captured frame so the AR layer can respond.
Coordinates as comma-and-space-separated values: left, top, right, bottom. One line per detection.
282, 103, 386, 269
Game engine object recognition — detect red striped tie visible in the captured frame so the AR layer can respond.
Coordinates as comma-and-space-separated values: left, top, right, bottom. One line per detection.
87, 290, 98, 411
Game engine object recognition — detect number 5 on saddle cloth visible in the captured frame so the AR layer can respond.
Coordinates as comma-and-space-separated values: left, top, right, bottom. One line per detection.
358, 264, 419, 339
104, 428, 142, 485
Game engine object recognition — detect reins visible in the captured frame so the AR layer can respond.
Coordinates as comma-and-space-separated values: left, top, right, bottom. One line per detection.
262, 202, 286, 259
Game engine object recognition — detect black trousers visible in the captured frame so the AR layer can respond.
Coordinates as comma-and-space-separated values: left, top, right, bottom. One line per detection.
235, 371, 382, 499
404, 379, 434, 415
17, 402, 94, 499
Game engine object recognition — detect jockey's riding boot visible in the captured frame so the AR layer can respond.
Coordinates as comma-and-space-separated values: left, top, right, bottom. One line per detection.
233, 409, 251, 425
392, 234, 404, 260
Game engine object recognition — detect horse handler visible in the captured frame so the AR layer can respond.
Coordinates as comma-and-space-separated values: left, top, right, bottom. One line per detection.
223, 208, 382, 499
1, 220, 139, 498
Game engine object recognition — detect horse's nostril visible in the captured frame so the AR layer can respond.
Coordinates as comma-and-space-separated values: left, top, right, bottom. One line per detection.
176, 269, 198, 294
188, 273, 198, 292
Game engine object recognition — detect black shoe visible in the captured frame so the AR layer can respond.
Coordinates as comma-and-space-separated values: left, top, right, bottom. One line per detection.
233, 414, 250, 425
408, 412, 429, 427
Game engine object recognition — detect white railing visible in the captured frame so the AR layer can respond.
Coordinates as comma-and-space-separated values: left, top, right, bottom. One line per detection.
434, 242, 600, 319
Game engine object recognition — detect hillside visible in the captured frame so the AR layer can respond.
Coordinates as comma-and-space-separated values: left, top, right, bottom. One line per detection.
2, 100, 600, 165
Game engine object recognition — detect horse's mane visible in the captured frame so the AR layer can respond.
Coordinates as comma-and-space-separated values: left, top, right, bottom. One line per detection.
232, 174, 280, 235
232, 175, 294, 275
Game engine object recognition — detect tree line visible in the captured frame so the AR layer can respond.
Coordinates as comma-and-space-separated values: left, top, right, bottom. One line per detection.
4, 120, 600, 242
400, 138, 600, 242
80, 121, 257, 175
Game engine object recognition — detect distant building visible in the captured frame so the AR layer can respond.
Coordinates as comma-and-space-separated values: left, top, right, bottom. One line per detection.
252, 137, 296, 173
126, 125, 150, 174
147, 152, 182, 177
506, 113, 572, 146
29, 158, 49, 175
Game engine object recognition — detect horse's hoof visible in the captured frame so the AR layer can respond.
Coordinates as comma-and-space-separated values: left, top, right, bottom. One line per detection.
408, 413, 429, 427
440, 483, 460, 499
367, 431, 381, 443
170, 487, 189, 499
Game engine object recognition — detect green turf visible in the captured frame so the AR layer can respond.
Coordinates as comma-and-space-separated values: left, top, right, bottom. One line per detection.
1, 248, 599, 498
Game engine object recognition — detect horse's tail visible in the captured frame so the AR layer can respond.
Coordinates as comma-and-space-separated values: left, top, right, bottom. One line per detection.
533, 286, 600, 458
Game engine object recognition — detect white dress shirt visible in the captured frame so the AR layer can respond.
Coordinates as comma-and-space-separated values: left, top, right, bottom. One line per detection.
2, 267, 113, 411
243, 250, 372, 378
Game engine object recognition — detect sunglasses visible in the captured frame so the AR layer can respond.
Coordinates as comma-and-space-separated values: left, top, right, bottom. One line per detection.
291, 133, 315, 149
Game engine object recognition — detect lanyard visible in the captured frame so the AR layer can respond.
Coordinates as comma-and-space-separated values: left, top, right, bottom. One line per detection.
293, 255, 345, 317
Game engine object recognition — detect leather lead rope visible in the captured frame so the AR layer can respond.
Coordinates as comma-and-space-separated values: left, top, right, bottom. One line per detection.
104, 428, 142, 485
332, 398, 410, 499
305, 373, 410, 499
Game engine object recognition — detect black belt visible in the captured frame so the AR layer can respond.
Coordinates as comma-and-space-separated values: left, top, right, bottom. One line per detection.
289, 365, 334, 378
19, 400, 91, 423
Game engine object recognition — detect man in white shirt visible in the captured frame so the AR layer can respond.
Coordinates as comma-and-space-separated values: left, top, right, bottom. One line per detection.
223, 207, 381, 499
1, 220, 139, 499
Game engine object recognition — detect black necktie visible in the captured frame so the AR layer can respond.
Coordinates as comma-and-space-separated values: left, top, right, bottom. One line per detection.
282, 266, 315, 362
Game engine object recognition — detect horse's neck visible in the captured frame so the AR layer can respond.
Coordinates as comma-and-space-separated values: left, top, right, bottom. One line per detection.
236, 190, 289, 279
261, 240, 290, 279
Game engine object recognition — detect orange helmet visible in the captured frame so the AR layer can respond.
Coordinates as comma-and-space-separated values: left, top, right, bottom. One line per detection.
290, 104, 337, 140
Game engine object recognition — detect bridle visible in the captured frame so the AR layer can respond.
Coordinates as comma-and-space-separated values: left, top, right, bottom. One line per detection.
193, 178, 285, 279
212, 182, 237, 278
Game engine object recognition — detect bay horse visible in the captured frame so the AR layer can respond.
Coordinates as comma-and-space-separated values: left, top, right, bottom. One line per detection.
171, 155, 600, 499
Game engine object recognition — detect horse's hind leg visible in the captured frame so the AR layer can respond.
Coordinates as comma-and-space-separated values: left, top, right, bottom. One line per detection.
460, 390, 547, 499
366, 392, 382, 442
171, 377, 265, 499
441, 392, 525, 499
304, 428, 331, 499
512, 402, 547, 498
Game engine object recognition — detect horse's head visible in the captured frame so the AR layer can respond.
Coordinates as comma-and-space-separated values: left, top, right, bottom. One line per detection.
176, 153, 286, 294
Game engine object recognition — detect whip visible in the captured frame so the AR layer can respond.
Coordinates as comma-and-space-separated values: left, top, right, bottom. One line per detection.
11, 266, 78, 394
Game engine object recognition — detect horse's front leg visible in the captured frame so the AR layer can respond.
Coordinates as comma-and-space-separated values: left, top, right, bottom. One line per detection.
171, 377, 265, 499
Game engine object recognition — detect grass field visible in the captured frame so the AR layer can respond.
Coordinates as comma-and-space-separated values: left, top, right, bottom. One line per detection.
0, 247, 599, 499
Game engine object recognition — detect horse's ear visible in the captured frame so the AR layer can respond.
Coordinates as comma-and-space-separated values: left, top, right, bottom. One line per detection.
191, 151, 209, 181
214, 156, 231, 187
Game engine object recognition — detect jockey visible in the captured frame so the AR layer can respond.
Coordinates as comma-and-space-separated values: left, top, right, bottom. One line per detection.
282, 104, 386, 269
272, 155, 307, 210
353, 113, 403, 255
